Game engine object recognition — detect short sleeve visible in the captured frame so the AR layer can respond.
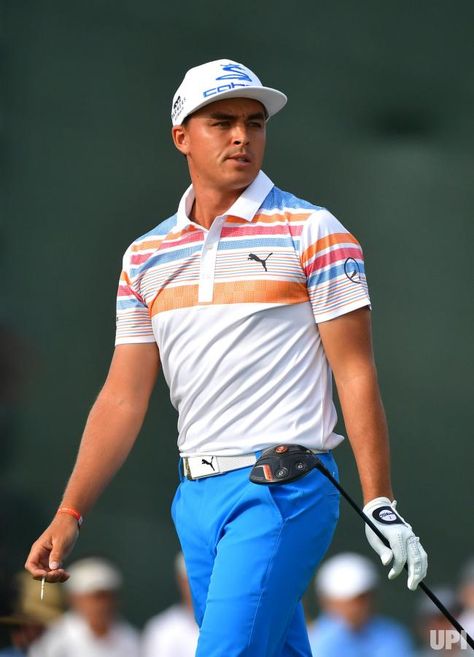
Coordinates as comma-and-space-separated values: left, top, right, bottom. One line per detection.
115, 247, 156, 345
299, 209, 371, 323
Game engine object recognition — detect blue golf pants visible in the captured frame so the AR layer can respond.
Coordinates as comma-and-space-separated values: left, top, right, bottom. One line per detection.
171, 451, 340, 657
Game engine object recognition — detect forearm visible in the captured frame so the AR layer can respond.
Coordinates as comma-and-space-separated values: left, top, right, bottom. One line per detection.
59, 389, 148, 516
318, 307, 428, 590
335, 364, 393, 504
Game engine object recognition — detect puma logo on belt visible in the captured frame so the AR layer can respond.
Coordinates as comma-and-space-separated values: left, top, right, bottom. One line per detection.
201, 457, 215, 471
248, 252, 273, 271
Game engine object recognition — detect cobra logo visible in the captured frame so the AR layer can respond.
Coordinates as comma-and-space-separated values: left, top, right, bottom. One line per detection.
203, 64, 253, 98
216, 64, 252, 83
203, 81, 250, 98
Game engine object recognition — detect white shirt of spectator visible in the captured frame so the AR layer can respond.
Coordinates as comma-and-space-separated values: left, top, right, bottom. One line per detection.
141, 604, 199, 657
28, 611, 140, 657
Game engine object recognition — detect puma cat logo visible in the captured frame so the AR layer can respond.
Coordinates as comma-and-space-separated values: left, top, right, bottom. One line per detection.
201, 457, 215, 471
248, 253, 273, 271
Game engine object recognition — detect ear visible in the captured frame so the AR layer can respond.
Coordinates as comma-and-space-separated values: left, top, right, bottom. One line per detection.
172, 125, 190, 156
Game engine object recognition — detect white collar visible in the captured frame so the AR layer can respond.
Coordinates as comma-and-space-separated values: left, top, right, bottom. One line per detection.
176, 170, 274, 230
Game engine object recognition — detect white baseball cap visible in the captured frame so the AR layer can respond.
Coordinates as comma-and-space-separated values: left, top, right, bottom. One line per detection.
316, 553, 378, 600
171, 59, 287, 126
65, 557, 122, 595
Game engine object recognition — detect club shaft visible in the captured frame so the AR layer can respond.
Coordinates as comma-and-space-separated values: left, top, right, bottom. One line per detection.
314, 458, 474, 649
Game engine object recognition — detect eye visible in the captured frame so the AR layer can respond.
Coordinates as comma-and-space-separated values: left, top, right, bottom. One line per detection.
212, 121, 230, 128
248, 121, 264, 128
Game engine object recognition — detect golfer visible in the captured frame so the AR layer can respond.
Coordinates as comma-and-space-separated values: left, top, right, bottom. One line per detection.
25, 59, 428, 657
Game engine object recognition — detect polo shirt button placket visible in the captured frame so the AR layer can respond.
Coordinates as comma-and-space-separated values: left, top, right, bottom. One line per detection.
198, 216, 225, 303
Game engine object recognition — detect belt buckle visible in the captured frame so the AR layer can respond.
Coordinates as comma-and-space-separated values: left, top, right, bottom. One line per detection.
183, 457, 194, 480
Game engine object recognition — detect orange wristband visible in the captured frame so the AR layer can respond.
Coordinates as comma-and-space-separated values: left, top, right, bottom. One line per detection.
57, 506, 83, 529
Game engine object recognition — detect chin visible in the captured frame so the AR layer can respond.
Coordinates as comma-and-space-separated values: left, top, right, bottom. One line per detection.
226, 169, 259, 189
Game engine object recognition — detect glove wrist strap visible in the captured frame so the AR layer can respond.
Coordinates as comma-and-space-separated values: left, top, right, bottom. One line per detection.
363, 496, 393, 511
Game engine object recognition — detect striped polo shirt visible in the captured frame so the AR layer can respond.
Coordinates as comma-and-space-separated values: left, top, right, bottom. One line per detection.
115, 171, 371, 457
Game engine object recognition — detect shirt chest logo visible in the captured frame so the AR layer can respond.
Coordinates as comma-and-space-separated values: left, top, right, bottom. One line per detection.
248, 252, 273, 271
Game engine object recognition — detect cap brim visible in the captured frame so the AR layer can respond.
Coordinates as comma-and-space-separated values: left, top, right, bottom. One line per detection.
179, 86, 287, 124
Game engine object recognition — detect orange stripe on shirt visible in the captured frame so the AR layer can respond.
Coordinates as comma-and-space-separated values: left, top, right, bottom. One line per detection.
130, 239, 164, 252
300, 232, 359, 266
129, 226, 196, 252
150, 280, 309, 316
225, 212, 312, 225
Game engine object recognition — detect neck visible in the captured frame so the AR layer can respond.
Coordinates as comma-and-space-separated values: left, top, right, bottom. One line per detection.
188, 170, 256, 229
190, 185, 243, 230
89, 621, 110, 637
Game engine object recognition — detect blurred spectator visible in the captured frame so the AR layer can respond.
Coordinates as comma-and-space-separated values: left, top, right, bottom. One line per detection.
0, 571, 64, 656
458, 558, 474, 637
308, 552, 413, 657
28, 557, 139, 657
141, 552, 198, 657
415, 586, 464, 656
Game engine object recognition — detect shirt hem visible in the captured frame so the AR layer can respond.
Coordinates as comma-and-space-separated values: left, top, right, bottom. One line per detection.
315, 299, 371, 324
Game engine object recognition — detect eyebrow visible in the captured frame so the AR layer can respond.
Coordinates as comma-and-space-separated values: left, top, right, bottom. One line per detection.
208, 111, 266, 121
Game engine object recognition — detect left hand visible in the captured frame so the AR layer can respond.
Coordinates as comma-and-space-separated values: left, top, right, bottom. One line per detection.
363, 496, 428, 590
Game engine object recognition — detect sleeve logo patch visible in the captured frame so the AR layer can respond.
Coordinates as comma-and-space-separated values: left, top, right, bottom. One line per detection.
344, 257, 361, 284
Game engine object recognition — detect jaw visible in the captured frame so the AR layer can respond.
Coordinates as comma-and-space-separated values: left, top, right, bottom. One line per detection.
188, 155, 262, 193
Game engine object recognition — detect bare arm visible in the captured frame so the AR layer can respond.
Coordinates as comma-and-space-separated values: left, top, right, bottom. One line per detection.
318, 306, 393, 504
25, 342, 160, 581
319, 306, 429, 588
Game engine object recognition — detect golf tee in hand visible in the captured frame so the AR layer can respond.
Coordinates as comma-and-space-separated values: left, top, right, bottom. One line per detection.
363, 496, 428, 590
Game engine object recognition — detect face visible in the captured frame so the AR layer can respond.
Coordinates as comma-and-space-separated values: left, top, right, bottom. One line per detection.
70, 590, 117, 632
172, 97, 266, 193
460, 581, 474, 609
322, 591, 374, 630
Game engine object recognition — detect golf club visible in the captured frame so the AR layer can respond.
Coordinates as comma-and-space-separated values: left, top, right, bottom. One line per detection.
313, 456, 474, 650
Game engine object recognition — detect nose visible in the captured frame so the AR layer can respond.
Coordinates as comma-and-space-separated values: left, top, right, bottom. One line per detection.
232, 122, 250, 146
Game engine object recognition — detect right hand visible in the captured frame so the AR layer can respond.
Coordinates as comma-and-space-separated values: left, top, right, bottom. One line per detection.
24, 513, 80, 583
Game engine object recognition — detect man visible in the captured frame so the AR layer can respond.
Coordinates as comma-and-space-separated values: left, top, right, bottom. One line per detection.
308, 552, 414, 656
141, 552, 199, 657
28, 557, 140, 657
458, 558, 474, 637
414, 586, 463, 656
0, 572, 64, 656
25, 59, 428, 657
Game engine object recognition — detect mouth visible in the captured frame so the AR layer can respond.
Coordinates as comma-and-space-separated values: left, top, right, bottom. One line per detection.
227, 153, 252, 164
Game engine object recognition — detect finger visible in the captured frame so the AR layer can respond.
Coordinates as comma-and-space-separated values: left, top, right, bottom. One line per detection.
421, 546, 428, 579
49, 557, 62, 570
26, 565, 48, 579
380, 547, 393, 567
25, 543, 53, 577
49, 535, 76, 570
407, 538, 428, 590
44, 569, 70, 584
388, 540, 407, 580
366, 528, 393, 566
26, 565, 70, 582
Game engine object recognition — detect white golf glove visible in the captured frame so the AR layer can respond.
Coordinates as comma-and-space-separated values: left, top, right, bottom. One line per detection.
363, 496, 428, 590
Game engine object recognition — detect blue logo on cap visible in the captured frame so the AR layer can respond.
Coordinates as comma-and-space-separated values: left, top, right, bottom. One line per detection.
216, 64, 252, 83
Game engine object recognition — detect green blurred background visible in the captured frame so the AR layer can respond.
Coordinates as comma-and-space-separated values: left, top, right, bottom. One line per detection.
2, 0, 473, 633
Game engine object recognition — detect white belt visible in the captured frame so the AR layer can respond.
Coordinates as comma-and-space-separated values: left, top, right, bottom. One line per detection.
182, 454, 257, 480
182, 448, 328, 480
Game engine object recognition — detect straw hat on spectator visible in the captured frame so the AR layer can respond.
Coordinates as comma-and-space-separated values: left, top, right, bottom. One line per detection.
0, 572, 64, 626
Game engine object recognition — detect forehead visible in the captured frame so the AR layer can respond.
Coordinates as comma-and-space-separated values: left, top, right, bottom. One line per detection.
191, 97, 266, 119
